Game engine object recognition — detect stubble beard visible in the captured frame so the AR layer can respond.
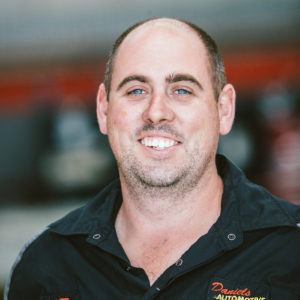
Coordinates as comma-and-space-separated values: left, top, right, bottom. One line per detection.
116, 145, 214, 201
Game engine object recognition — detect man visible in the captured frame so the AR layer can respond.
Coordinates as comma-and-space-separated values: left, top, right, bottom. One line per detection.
6, 18, 300, 299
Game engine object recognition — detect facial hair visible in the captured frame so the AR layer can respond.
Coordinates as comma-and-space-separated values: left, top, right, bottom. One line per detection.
115, 123, 217, 200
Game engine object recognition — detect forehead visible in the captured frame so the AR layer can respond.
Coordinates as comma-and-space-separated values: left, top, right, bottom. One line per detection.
123, 19, 197, 41
118, 19, 206, 56
111, 19, 210, 86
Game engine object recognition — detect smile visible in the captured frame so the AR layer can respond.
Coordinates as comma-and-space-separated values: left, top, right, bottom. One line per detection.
140, 137, 179, 150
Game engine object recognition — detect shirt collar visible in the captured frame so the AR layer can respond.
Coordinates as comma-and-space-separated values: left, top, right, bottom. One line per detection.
48, 179, 122, 236
48, 155, 299, 239
216, 154, 299, 232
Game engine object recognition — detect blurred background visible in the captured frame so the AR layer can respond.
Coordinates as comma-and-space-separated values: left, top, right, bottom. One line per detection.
0, 0, 299, 296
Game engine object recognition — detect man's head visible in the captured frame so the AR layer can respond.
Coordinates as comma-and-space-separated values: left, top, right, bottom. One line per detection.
104, 18, 226, 101
97, 18, 235, 193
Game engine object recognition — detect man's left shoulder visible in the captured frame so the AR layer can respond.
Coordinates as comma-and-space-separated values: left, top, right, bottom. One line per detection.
237, 173, 300, 232
274, 197, 300, 226
253, 196, 300, 249
268, 197, 300, 237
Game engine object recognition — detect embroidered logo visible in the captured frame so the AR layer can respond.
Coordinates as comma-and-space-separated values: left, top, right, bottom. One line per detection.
207, 278, 269, 300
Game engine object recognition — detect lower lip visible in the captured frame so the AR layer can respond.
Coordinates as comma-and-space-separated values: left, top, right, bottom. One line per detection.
138, 141, 180, 158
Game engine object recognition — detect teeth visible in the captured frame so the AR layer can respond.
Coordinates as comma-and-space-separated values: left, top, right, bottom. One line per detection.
141, 137, 177, 150
158, 139, 164, 148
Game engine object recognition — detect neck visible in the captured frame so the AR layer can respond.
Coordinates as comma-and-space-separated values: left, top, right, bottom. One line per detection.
115, 163, 223, 285
115, 162, 223, 245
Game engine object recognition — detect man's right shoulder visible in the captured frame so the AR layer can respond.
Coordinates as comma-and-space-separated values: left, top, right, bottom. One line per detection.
5, 178, 121, 299
5, 227, 60, 299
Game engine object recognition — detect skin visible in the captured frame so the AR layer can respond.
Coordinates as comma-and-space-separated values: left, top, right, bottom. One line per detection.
97, 18, 236, 285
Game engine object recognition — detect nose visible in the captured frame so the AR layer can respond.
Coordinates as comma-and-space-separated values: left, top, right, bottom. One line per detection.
142, 93, 175, 125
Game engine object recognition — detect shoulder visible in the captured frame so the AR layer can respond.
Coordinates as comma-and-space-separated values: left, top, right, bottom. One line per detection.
6, 226, 88, 299
218, 155, 300, 232
239, 178, 300, 230
5, 228, 56, 299
5, 179, 121, 299
6, 222, 86, 299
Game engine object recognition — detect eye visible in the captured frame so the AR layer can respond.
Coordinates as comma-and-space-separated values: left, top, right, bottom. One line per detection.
128, 88, 145, 95
175, 88, 191, 95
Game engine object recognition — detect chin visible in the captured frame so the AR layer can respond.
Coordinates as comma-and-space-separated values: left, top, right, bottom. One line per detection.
137, 174, 182, 188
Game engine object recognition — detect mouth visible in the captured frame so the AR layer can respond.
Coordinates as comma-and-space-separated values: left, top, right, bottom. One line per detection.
139, 136, 180, 151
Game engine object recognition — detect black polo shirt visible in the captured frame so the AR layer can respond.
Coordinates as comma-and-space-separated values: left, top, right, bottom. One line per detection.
6, 155, 300, 300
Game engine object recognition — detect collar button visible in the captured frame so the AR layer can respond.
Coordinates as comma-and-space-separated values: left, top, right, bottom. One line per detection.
227, 233, 236, 241
175, 258, 183, 266
92, 233, 101, 240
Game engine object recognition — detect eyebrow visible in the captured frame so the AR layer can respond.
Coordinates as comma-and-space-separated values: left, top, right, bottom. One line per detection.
116, 73, 203, 91
166, 73, 203, 90
117, 75, 148, 91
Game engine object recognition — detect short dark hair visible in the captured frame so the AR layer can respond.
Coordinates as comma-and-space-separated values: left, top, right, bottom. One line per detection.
104, 18, 226, 101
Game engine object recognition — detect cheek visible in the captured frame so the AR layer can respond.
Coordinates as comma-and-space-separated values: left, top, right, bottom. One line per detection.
180, 105, 206, 129
109, 102, 144, 128
115, 110, 130, 130
107, 104, 140, 143
107, 104, 127, 129
181, 104, 219, 139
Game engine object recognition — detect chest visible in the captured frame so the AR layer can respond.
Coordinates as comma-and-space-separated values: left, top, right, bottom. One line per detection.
126, 239, 188, 285
36, 233, 299, 300
27, 229, 300, 300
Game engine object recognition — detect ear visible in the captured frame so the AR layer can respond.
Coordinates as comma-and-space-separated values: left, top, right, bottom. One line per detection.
96, 83, 108, 135
218, 84, 236, 135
